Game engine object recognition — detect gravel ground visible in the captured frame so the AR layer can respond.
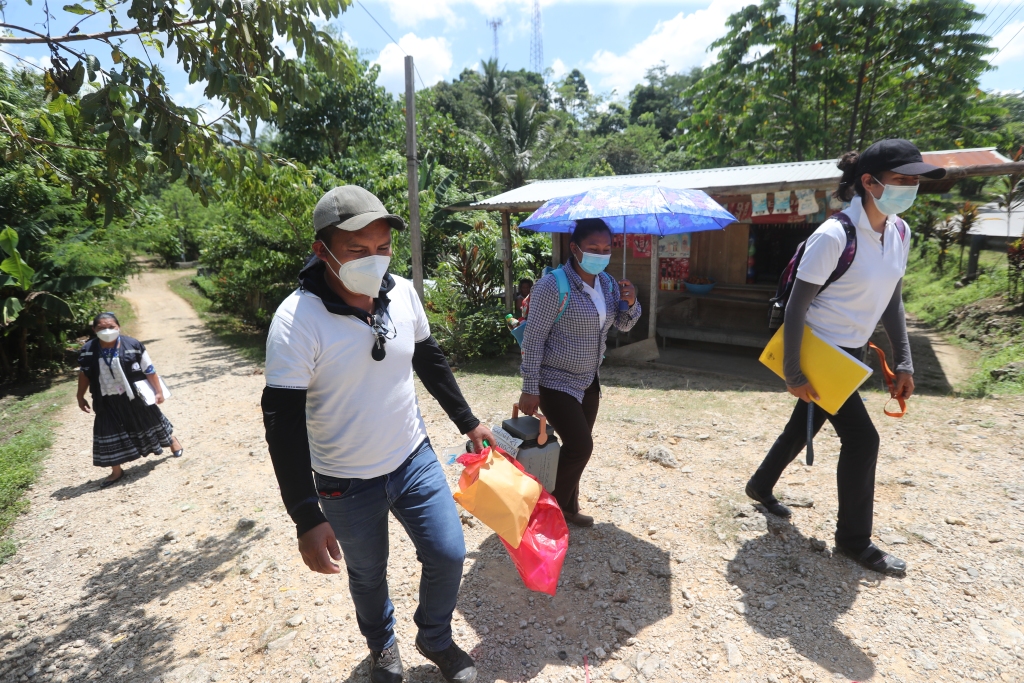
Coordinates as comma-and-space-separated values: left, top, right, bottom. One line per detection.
1, 270, 1022, 683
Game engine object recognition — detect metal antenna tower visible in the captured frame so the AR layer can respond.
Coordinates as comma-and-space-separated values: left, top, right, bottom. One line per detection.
530, 0, 543, 75
486, 17, 503, 62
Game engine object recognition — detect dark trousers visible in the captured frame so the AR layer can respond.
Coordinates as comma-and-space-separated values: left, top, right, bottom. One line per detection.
539, 376, 600, 514
749, 389, 881, 553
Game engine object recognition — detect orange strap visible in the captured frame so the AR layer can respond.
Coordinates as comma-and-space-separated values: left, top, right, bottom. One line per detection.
867, 342, 907, 418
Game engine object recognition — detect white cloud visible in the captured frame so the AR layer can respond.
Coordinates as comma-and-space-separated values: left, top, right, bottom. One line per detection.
991, 20, 1024, 67
585, 0, 745, 93
373, 33, 454, 92
549, 57, 567, 80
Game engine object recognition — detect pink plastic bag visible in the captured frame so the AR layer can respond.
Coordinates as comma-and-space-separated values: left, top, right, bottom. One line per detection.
497, 457, 568, 596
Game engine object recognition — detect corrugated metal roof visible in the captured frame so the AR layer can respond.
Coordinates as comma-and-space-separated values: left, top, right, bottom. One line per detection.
465, 148, 1012, 212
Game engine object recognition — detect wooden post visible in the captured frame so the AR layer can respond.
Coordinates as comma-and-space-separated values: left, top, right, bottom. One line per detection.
501, 210, 514, 312
648, 239, 659, 339
551, 232, 561, 267
404, 56, 424, 301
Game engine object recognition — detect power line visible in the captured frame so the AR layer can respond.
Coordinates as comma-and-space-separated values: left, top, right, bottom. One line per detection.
355, 0, 427, 89
978, 1, 1016, 36
989, 3, 1024, 38
992, 18, 1024, 58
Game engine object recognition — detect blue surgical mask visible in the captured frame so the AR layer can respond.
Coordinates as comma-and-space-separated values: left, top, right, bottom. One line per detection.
869, 178, 918, 215
573, 246, 611, 275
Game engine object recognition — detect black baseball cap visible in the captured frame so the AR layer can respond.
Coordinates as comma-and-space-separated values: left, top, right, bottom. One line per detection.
313, 185, 406, 232
857, 139, 946, 179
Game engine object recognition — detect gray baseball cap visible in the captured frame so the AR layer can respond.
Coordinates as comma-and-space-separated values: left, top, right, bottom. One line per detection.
313, 185, 407, 233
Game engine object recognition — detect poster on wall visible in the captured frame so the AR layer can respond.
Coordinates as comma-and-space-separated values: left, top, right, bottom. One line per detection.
751, 193, 770, 217
796, 189, 821, 216
659, 257, 690, 290
612, 234, 624, 249
724, 199, 753, 222
772, 192, 792, 214
630, 234, 653, 258
658, 233, 691, 258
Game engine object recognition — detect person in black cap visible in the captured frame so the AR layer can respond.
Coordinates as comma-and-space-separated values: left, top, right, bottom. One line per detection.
745, 139, 945, 576
261, 185, 493, 683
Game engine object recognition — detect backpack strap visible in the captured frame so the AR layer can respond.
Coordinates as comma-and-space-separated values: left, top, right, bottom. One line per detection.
894, 216, 908, 243
550, 266, 571, 324
820, 211, 858, 294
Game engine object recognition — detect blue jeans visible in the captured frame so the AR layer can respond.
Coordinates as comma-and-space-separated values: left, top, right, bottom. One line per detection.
314, 440, 466, 652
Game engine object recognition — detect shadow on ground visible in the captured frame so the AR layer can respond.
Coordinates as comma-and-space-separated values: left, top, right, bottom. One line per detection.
455, 523, 672, 683
50, 455, 172, 501
168, 326, 260, 389
727, 513, 884, 681
3, 524, 267, 682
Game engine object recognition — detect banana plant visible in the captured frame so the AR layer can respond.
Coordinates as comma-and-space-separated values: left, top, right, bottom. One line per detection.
0, 226, 108, 376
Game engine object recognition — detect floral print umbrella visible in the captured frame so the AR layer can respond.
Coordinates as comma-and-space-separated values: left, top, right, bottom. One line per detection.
519, 184, 737, 235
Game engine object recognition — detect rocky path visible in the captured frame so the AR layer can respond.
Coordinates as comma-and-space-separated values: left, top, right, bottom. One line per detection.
1, 270, 1023, 683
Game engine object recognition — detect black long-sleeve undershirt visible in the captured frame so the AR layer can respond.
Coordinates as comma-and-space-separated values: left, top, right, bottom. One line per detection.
262, 335, 479, 537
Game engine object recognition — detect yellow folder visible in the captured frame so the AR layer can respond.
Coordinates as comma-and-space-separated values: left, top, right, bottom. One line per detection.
759, 324, 873, 415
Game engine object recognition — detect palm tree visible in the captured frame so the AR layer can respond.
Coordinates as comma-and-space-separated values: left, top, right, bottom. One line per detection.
955, 201, 979, 277
470, 89, 556, 191
476, 58, 507, 127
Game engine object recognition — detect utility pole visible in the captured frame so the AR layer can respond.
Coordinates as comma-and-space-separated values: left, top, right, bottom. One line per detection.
486, 17, 503, 62
404, 55, 424, 301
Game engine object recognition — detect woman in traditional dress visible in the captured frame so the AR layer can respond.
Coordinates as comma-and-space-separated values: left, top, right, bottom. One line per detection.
76, 312, 183, 487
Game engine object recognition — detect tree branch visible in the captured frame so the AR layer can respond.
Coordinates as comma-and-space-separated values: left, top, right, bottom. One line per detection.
0, 19, 208, 45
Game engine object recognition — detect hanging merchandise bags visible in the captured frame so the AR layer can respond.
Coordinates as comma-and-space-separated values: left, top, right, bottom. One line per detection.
453, 448, 542, 548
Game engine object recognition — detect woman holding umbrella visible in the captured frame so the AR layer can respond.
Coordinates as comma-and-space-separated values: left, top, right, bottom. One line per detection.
518, 218, 641, 527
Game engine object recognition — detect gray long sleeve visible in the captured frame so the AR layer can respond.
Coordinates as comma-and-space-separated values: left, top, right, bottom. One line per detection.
783, 278, 821, 387
879, 278, 914, 375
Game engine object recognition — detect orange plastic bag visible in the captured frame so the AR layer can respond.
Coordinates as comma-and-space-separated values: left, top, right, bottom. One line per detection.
453, 448, 541, 548
498, 456, 569, 596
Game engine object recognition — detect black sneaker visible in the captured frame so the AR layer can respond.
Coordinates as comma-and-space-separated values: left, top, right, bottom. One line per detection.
415, 638, 477, 683
836, 542, 907, 576
745, 480, 792, 518
370, 643, 404, 683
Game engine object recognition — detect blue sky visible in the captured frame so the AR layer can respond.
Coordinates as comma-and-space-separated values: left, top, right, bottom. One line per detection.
2, 0, 1023, 114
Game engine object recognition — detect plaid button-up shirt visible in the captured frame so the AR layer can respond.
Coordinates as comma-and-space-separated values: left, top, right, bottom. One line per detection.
521, 263, 642, 402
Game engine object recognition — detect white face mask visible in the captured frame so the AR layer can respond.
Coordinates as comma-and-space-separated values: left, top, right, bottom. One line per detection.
323, 248, 391, 298
96, 328, 120, 343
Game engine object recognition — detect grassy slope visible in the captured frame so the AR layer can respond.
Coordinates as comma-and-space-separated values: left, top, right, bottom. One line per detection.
903, 244, 1023, 396
168, 275, 266, 364
0, 295, 138, 562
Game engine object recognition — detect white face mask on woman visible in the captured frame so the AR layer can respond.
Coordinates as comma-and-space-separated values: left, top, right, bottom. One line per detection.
96, 328, 120, 343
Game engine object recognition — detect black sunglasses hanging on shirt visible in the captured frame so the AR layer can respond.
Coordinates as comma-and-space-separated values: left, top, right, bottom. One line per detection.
370, 307, 397, 361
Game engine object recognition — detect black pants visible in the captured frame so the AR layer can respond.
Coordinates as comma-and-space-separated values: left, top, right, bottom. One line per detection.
539, 377, 600, 515
748, 389, 881, 553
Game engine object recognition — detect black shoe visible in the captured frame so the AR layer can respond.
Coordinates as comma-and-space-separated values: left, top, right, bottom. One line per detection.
370, 644, 404, 683
563, 511, 594, 528
415, 638, 477, 683
745, 480, 792, 518
836, 543, 907, 576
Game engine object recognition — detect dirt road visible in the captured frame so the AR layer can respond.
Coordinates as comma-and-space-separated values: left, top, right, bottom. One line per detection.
1, 270, 1022, 683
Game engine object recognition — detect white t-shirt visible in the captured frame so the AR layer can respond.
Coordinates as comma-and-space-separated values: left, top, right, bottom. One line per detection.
581, 275, 607, 329
264, 276, 431, 479
797, 196, 910, 349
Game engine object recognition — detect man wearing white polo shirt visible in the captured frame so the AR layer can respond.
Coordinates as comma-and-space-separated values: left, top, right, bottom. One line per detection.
261, 185, 492, 683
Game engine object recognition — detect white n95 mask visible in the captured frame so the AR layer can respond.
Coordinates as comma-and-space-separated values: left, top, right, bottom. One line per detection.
96, 328, 120, 343
324, 250, 391, 298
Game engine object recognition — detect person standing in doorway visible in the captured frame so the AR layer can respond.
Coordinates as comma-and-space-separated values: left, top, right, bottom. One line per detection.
262, 186, 493, 683
745, 139, 945, 575
518, 218, 641, 528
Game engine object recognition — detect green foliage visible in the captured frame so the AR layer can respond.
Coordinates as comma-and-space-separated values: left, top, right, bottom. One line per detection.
470, 89, 556, 190
0, 381, 74, 562
683, 0, 993, 166
0, 0, 353, 222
